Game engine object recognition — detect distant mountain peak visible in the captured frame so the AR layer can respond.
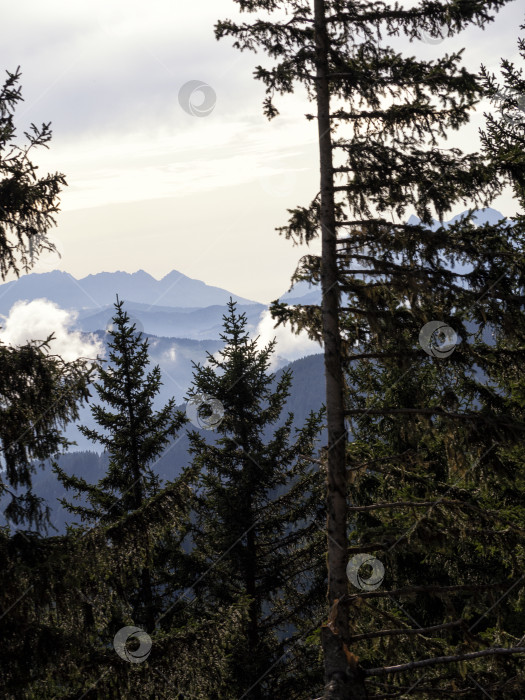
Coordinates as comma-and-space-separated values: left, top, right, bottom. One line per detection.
280, 208, 509, 304
79, 269, 156, 282
407, 207, 505, 228
160, 270, 188, 282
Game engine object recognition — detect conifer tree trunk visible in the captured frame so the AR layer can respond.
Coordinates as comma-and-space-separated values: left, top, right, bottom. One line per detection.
123, 337, 155, 633
240, 409, 262, 699
246, 518, 262, 700
314, 2, 366, 698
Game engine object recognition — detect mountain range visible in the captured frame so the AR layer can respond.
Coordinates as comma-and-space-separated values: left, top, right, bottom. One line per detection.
0, 206, 508, 453
0, 268, 258, 313
0, 206, 511, 531
0, 207, 506, 334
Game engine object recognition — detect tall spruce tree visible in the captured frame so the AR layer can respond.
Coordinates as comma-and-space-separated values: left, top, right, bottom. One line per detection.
54, 296, 189, 632
276, 13, 525, 700
186, 299, 326, 699
327, 24, 525, 699
0, 66, 95, 529
217, 1, 522, 697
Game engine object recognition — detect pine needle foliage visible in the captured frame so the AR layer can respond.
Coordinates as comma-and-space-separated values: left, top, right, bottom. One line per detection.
0, 66, 95, 529
216, 1, 525, 696
186, 299, 327, 699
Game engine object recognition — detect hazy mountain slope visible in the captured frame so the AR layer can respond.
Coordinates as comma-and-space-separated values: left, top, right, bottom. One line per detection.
76, 303, 265, 339
279, 208, 506, 305
0, 354, 326, 534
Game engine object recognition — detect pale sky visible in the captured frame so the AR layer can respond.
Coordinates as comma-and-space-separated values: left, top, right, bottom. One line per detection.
1, 0, 523, 304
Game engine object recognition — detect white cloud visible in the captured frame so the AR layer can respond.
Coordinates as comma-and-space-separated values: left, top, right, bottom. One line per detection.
255, 309, 322, 369
163, 346, 177, 362
0, 299, 104, 363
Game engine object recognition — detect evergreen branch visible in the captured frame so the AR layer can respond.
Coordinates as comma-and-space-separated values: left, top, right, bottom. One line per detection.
344, 407, 525, 431
343, 580, 520, 602
364, 646, 525, 676
348, 618, 463, 643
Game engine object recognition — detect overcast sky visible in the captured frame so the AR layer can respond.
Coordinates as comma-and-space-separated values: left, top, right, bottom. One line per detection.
1, 0, 523, 304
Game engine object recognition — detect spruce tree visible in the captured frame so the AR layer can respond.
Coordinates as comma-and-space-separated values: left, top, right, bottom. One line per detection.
54, 296, 188, 632
0, 66, 67, 278
186, 299, 326, 699
217, 1, 522, 696
329, 25, 525, 699
0, 66, 95, 529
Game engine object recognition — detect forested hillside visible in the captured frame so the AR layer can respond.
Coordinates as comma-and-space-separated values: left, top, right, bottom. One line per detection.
0, 353, 326, 533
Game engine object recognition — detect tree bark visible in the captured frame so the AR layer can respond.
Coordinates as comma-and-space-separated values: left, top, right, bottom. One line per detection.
314, 2, 367, 698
